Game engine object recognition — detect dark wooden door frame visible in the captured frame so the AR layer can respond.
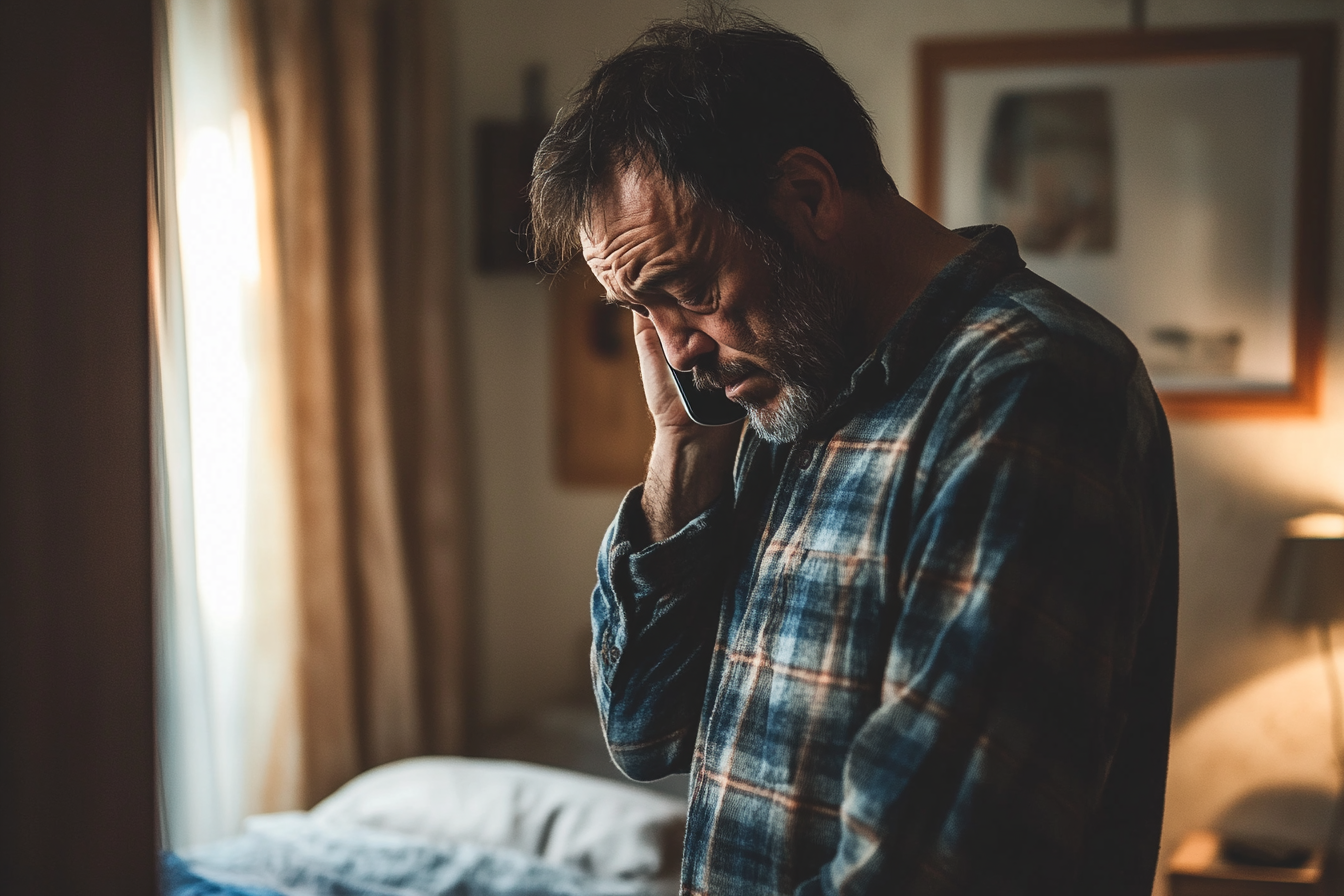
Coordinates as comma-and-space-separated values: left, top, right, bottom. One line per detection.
0, 2, 157, 892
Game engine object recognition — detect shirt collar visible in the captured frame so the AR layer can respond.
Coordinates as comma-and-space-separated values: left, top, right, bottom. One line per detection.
813, 224, 1027, 430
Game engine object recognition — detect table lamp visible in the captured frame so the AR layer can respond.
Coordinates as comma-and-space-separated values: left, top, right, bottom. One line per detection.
1169, 514, 1344, 895
1264, 511, 1344, 894
1265, 512, 1344, 628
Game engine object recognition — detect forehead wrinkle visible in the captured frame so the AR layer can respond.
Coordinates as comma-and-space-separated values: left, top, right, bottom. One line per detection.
631, 263, 693, 294
588, 225, 662, 300
580, 164, 729, 305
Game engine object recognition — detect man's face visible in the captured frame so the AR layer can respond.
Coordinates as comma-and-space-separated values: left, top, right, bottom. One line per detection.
580, 165, 855, 442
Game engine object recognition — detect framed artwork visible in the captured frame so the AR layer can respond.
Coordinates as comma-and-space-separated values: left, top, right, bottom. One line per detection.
917, 25, 1335, 417
550, 263, 653, 486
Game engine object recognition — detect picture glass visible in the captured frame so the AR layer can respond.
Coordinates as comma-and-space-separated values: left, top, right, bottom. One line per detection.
941, 56, 1300, 391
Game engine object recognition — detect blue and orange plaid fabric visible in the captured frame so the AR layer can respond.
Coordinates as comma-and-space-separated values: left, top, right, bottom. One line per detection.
592, 226, 1179, 896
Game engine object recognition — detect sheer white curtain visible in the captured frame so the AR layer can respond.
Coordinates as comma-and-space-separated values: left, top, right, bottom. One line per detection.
152, 0, 290, 850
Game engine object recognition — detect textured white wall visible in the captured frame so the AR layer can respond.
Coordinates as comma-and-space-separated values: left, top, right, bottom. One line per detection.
453, 0, 1344, 889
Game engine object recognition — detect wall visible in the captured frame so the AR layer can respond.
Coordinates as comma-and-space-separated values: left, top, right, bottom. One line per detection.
454, 0, 1344, 887
456, 0, 692, 728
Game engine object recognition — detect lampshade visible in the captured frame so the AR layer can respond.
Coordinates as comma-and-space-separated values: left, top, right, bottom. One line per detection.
1263, 513, 1344, 626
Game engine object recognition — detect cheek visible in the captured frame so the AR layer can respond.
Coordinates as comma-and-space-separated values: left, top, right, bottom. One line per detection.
702, 313, 755, 356
715, 262, 778, 352
724, 304, 776, 356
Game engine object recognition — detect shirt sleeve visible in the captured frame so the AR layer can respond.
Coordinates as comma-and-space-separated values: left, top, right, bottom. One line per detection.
591, 485, 735, 781
797, 353, 1175, 895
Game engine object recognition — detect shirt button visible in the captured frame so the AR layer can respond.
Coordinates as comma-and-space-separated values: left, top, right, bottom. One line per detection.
797, 448, 813, 469
607, 645, 621, 663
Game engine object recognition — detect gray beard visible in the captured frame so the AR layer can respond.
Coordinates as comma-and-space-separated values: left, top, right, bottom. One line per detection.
694, 228, 856, 444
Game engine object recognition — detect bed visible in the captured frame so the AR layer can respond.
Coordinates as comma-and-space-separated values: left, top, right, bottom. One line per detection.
162, 756, 686, 896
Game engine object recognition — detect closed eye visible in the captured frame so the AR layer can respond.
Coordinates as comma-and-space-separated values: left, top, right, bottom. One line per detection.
631, 265, 715, 312
673, 283, 716, 312
604, 296, 650, 317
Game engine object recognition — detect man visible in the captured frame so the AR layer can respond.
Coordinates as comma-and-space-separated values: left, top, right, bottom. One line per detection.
530, 11, 1178, 896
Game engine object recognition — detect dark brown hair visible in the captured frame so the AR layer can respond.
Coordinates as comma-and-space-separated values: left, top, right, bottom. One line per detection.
528, 6, 895, 272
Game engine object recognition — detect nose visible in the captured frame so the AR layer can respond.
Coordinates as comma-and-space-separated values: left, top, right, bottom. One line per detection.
649, 307, 717, 372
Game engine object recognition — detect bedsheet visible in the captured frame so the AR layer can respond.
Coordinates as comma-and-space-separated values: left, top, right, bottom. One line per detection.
168, 812, 677, 896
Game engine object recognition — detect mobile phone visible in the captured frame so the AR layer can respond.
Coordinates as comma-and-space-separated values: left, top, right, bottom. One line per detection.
666, 361, 747, 426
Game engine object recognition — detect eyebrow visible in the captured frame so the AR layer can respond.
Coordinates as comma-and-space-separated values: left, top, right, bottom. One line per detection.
599, 263, 694, 307
629, 264, 691, 297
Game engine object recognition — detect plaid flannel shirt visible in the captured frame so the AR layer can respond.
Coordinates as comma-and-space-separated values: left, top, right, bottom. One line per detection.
591, 226, 1179, 896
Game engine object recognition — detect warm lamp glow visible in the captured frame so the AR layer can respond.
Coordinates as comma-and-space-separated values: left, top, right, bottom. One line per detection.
1285, 513, 1344, 540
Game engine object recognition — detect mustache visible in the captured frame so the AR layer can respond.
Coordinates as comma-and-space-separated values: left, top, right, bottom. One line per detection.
692, 357, 768, 392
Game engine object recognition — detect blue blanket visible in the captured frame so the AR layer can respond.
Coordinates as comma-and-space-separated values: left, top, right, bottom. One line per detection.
165, 812, 673, 896
161, 852, 283, 896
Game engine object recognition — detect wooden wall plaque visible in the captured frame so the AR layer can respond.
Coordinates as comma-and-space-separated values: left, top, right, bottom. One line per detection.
550, 263, 654, 487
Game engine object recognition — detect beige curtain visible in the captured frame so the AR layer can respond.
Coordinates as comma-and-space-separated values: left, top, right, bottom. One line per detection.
234, 0, 471, 811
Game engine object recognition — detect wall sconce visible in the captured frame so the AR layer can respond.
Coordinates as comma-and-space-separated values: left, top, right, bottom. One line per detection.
474, 65, 548, 273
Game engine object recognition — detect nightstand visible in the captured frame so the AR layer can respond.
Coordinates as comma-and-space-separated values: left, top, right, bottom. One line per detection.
1168, 830, 1323, 896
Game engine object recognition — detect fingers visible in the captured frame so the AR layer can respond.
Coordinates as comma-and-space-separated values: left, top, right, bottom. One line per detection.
632, 310, 741, 536
631, 310, 693, 427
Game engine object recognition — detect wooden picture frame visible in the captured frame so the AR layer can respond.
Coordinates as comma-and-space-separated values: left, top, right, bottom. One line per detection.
917, 25, 1335, 418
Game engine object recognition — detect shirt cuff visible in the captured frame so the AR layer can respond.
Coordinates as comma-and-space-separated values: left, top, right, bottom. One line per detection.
607, 484, 733, 595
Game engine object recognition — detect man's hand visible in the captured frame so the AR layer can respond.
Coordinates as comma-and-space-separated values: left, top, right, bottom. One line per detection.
632, 312, 741, 542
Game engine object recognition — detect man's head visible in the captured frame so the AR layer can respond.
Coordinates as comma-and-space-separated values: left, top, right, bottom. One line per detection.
530, 9, 898, 441
579, 160, 856, 442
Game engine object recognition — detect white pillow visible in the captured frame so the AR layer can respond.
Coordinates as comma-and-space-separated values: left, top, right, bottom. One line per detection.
309, 757, 686, 881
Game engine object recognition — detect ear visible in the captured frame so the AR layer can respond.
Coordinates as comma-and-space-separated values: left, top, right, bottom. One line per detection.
769, 148, 845, 247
